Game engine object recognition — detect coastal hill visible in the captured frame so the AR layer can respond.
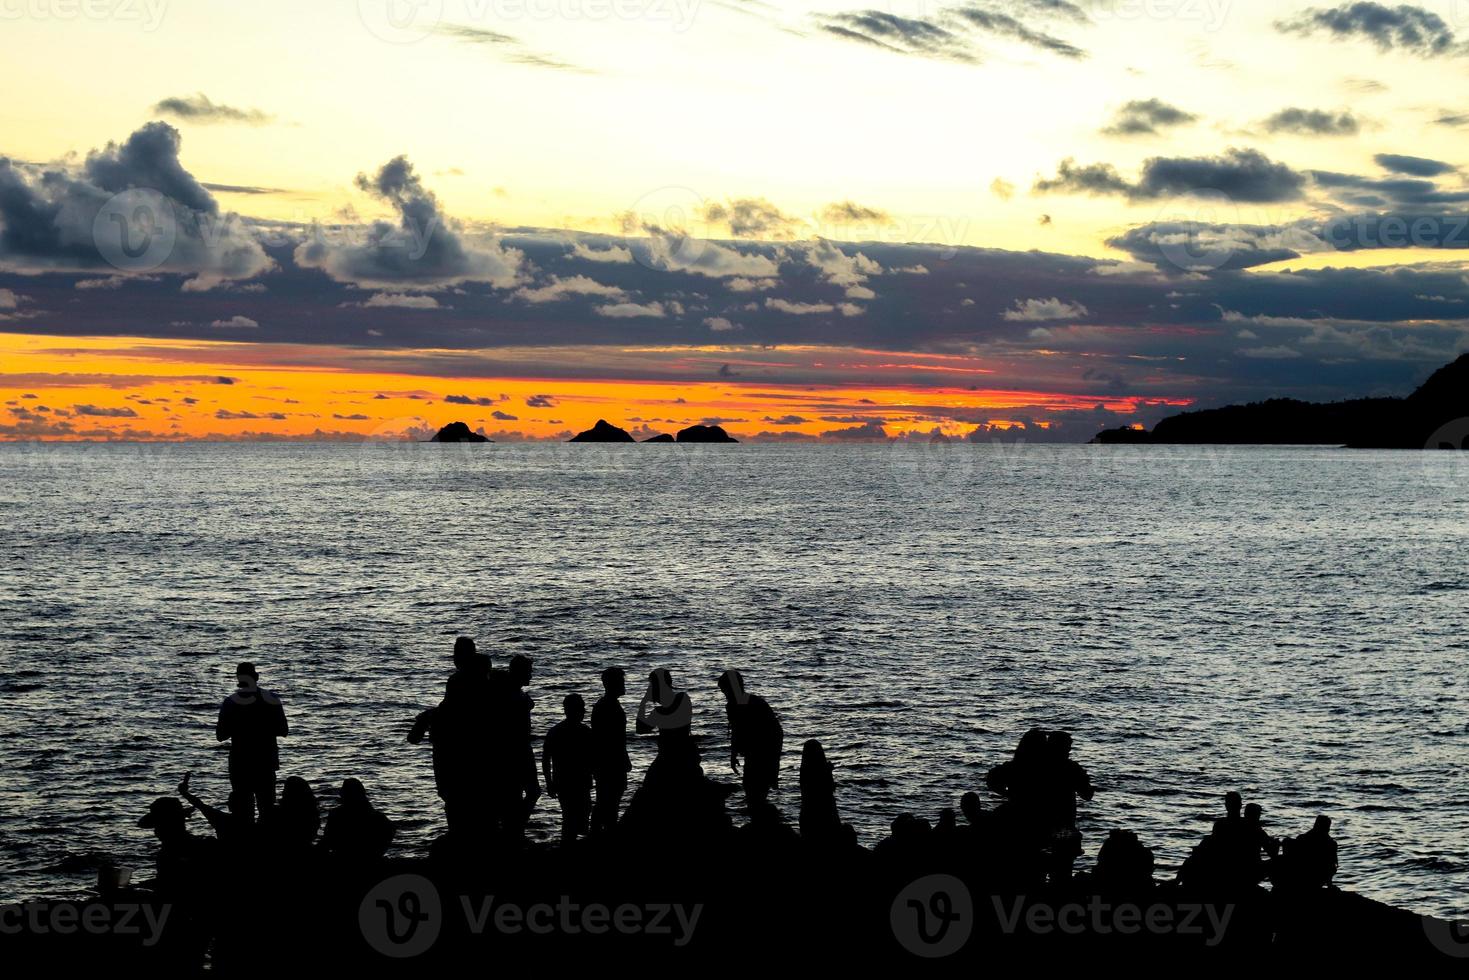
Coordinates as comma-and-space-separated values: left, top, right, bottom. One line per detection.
429, 422, 491, 443
1094, 353, 1469, 448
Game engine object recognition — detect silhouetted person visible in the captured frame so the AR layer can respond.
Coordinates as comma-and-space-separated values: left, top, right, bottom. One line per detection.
718, 669, 784, 806
625, 669, 729, 840
591, 667, 632, 836
138, 796, 214, 896
269, 776, 320, 853
1242, 802, 1278, 883
798, 739, 841, 843
177, 771, 254, 845
1214, 791, 1244, 838
543, 694, 596, 842
1278, 815, 1338, 891
409, 637, 494, 836
1094, 828, 1156, 894
487, 654, 540, 840
322, 778, 394, 864
216, 661, 287, 821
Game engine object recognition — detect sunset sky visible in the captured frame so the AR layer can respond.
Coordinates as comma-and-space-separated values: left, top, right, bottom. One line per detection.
3, 0, 1469, 440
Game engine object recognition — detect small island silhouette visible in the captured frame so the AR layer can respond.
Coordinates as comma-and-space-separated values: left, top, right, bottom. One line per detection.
1095, 353, 1469, 448
429, 422, 492, 443
569, 421, 741, 443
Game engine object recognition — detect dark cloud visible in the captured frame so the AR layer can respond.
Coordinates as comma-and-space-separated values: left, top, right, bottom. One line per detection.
1277, 3, 1465, 57
821, 11, 979, 63
444, 394, 505, 406
0, 122, 271, 285
1374, 153, 1456, 176
152, 94, 273, 126
1101, 99, 1198, 136
75, 404, 139, 417
818, 3, 1087, 63
524, 394, 556, 408
819, 201, 893, 225
1036, 148, 1308, 203
1262, 107, 1361, 136
951, 5, 1086, 58
294, 156, 524, 289
702, 198, 801, 238
433, 24, 591, 72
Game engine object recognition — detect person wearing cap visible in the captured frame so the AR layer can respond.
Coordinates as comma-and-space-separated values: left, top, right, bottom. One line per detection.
216, 661, 288, 821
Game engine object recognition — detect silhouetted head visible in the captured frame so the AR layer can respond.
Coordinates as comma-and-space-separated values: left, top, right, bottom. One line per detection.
1225, 791, 1243, 816
1017, 728, 1048, 760
452, 637, 478, 673
340, 778, 368, 808
280, 776, 316, 814
1049, 731, 1074, 757
1244, 802, 1262, 823
236, 662, 259, 692
563, 693, 586, 722
139, 797, 191, 840
1314, 815, 1332, 833
716, 669, 746, 704
801, 739, 829, 770
508, 655, 532, 688
960, 791, 983, 825
937, 808, 957, 833
647, 668, 675, 704
601, 667, 626, 698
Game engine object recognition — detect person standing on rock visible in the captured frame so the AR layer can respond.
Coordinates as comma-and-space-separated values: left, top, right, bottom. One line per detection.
216, 661, 288, 820
591, 667, 632, 835
718, 669, 784, 806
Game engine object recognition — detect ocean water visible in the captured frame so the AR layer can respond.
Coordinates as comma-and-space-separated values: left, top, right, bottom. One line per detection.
1, 441, 1466, 918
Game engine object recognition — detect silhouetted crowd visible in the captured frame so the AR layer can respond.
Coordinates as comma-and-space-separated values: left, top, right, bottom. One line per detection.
115, 642, 1351, 964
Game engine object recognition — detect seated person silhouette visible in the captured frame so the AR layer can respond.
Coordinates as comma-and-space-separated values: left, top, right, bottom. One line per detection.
322, 778, 395, 864
177, 771, 255, 845
591, 667, 633, 836
1276, 815, 1338, 891
266, 776, 320, 854
718, 669, 784, 807
542, 694, 596, 842
216, 661, 288, 821
138, 796, 215, 897
798, 739, 842, 843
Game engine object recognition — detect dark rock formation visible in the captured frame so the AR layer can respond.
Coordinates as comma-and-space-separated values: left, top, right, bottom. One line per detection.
676, 424, 739, 443
569, 419, 635, 443
1093, 353, 1469, 448
430, 422, 491, 443
642, 433, 675, 443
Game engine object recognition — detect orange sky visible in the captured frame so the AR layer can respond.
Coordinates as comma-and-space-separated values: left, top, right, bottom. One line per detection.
0, 333, 1186, 442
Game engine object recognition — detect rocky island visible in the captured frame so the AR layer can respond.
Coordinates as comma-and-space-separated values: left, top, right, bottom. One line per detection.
568, 419, 635, 442
429, 422, 491, 443
675, 424, 739, 443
